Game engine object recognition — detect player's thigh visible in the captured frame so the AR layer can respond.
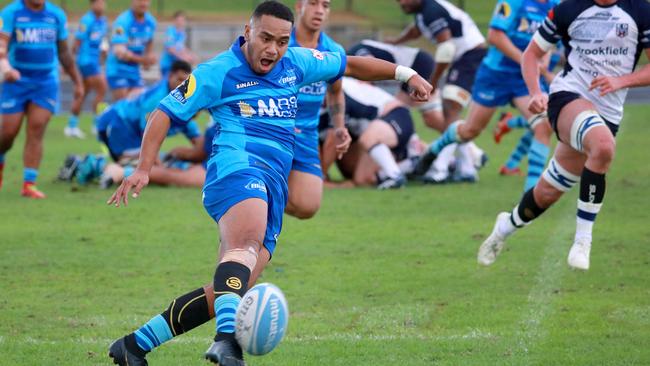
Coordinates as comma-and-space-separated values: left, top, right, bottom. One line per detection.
25, 103, 52, 135
218, 198, 268, 251
555, 98, 596, 144
288, 169, 323, 207
0, 112, 25, 139
111, 88, 129, 101
461, 102, 497, 138
552, 141, 587, 175
353, 152, 379, 186
359, 119, 398, 149
86, 74, 107, 93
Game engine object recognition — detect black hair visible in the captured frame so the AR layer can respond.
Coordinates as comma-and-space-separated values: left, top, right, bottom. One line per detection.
170, 60, 193, 74
252, 0, 294, 24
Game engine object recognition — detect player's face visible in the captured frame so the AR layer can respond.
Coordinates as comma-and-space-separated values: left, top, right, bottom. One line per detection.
168, 70, 191, 91
297, 0, 331, 32
244, 15, 292, 74
174, 15, 186, 29
25, 0, 45, 8
91, 0, 106, 14
132, 0, 150, 16
396, 0, 422, 14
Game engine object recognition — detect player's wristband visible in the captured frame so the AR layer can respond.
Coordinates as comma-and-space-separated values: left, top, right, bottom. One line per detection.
395, 65, 418, 83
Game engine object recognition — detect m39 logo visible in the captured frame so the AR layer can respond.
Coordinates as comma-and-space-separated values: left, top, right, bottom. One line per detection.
235, 96, 298, 119
16, 28, 57, 43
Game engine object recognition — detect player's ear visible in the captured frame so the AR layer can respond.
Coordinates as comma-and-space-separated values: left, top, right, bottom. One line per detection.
244, 23, 251, 42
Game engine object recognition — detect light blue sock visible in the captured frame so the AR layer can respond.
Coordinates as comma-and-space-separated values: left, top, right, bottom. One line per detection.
133, 314, 173, 352
504, 130, 533, 170
23, 168, 38, 184
507, 115, 528, 129
68, 115, 79, 129
215, 293, 240, 335
525, 138, 550, 191
123, 166, 135, 178
430, 121, 461, 155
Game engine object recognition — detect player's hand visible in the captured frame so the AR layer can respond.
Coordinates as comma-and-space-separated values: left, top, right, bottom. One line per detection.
407, 74, 433, 102
334, 127, 351, 159
3, 68, 20, 82
107, 169, 149, 207
589, 75, 626, 96
143, 54, 157, 68
528, 92, 548, 115
73, 82, 84, 100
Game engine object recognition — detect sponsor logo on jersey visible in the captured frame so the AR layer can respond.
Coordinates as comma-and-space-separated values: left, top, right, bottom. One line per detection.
15, 28, 57, 43
245, 178, 267, 193
279, 75, 297, 85
172, 75, 196, 104
226, 277, 243, 290
616, 23, 629, 38
236, 81, 259, 89
234, 96, 298, 119
496, 2, 511, 18
238, 101, 256, 118
574, 45, 629, 56
299, 81, 326, 95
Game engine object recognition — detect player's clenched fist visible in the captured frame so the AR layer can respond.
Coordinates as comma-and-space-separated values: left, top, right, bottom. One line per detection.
527, 92, 548, 115
406, 74, 433, 102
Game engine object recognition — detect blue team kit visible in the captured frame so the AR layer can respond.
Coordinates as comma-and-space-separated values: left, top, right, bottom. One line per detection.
75, 10, 108, 78
160, 25, 186, 76
158, 37, 346, 254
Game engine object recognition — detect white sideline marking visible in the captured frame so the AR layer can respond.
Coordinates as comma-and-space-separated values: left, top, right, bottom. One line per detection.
515, 210, 574, 356
8, 329, 494, 346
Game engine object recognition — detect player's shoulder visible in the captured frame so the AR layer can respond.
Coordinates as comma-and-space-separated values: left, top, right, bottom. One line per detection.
144, 12, 157, 26
44, 1, 66, 22
114, 10, 131, 24
320, 32, 345, 55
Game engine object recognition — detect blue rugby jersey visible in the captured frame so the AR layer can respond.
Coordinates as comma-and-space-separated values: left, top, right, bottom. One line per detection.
482, 0, 559, 73
158, 36, 346, 185
112, 80, 200, 140
0, 0, 68, 80
160, 25, 185, 71
75, 10, 107, 67
289, 28, 346, 137
105, 9, 156, 78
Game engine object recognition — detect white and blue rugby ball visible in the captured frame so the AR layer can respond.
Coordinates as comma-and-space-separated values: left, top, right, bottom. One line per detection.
235, 283, 289, 355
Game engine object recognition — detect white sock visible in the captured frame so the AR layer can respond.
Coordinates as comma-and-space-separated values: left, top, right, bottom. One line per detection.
498, 210, 519, 237
457, 143, 477, 177
433, 144, 457, 172
575, 200, 601, 241
369, 144, 401, 179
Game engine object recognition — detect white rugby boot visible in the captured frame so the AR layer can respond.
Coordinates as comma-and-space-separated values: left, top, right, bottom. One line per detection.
477, 212, 512, 266
568, 237, 591, 270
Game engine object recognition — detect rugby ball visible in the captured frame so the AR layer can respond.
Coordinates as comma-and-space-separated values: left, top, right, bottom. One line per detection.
235, 283, 289, 355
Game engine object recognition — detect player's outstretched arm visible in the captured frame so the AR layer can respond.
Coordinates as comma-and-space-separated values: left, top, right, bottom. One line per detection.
590, 48, 650, 96
107, 109, 171, 207
345, 56, 432, 101
521, 40, 548, 114
326, 79, 351, 159
57, 39, 84, 100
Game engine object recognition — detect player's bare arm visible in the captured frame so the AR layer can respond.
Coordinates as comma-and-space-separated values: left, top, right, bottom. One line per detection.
429, 29, 454, 92
57, 39, 85, 100
326, 79, 351, 159
345, 55, 433, 101
108, 109, 171, 207
591, 48, 650, 96
521, 40, 548, 114
0, 33, 20, 82
487, 28, 523, 66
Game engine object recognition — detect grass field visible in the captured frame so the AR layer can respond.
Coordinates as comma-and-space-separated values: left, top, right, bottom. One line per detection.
1, 105, 649, 365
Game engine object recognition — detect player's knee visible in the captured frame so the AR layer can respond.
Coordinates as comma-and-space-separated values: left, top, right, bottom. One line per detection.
588, 139, 615, 170
287, 196, 320, 220
459, 121, 481, 140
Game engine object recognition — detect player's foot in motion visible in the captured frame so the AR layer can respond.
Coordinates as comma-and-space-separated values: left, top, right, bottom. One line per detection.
75, 154, 101, 185
57, 155, 83, 181
412, 149, 438, 177
567, 237, 591, 270
64, 126, 86, 139
477, 212, 511, 266
205, 337, 246, 366
108, 336, 148, 366
493, 112, 513, 144
422, 166, 449, 184
499, 166, 522, 176
377, 175, 406, 190
21, 183, 46, 199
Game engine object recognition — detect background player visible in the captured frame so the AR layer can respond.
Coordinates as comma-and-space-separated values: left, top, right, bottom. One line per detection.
160, 10, 197, 77
105, 2, 432, 365
478, 0, 650, 270
414, 0, 558, 189
105, 0, 157, 101
389, 0, 488, 183
66, 0, 108, 139
0, 0, 83, 198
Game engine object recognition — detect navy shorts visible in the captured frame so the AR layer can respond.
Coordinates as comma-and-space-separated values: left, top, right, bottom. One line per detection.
401, 51, 435, 93
547, 91, 619, 141
381, 107, 414, 161
446, 47, 487, 93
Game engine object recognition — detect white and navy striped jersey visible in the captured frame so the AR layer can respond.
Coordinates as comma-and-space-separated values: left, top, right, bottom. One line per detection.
351, 40, 421, 69
413, 0, 485, 61
534, 0, 650, 124
342, 77, 396, 119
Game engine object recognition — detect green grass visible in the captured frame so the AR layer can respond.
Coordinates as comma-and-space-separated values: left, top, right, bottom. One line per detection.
1, 106, 650, 365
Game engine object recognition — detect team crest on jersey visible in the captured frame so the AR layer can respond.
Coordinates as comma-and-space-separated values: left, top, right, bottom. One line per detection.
114, 26, 124, 36
616, 23, 629, 38
310, 48, 324, 60
496, 2, 512, 18
238, 101, 256, 118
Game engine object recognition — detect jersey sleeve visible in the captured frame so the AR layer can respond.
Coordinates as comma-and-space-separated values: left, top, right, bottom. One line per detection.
0, 6, 15, 36
489, 0, 524, 32
327, 43, 347, 85
158, 63, 222, 124
110, 17, 129, 45
75, 15, 89, 41
638, 1, 650, 49
533, 3, 568, 51
422, 2, 451, 37
55, 8, 68, 41
289, 47, 347, 87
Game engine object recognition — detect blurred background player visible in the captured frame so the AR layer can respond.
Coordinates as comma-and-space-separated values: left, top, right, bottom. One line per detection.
105, 0, 157, 101
414, 0, 558, 188
284, 0, 351, 219
389, 0, 488, 183
66, 0, 108, 139
159, 10, 197, 77
0, 0, 83, 198
321, 77, 418, 189
478, 0, 650, 270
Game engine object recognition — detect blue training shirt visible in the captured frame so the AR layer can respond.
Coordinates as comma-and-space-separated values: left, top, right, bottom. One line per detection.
0, 0, 68, 81
158, 36, 346, 185
482, 0, 559, 73
105, 9, 156, 78
75, 10, 107, 67
160, 25, 185, 71
289, 28, 346, 135
113, 80, 200, 140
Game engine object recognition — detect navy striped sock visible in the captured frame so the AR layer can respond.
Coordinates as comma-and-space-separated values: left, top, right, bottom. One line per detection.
505, 130, 533, 169
525, 138, 549, 191
430, 121, 460, 155
507, 115, 528, 129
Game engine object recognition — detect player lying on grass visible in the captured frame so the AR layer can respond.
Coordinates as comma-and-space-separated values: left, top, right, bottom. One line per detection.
478, 0, 650, 271
320, 77, 421, 189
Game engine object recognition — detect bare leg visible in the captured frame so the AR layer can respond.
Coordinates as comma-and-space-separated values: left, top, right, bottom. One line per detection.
285, 170, 323, 220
